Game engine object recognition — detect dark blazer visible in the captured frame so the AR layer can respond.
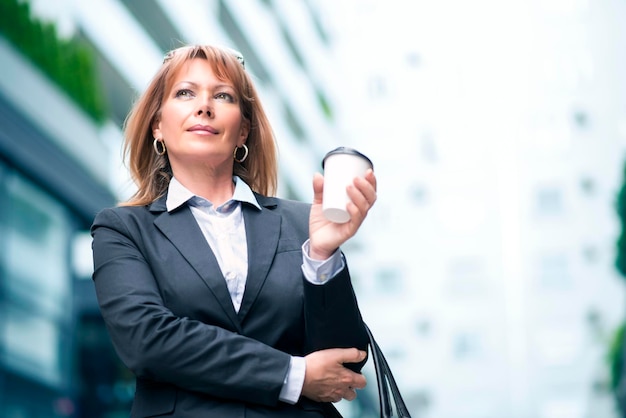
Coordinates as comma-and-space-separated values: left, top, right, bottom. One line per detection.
91, 193, 368, 418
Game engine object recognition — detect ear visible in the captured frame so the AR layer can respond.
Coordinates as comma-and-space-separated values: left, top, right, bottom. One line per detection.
152, 116, 162, 139
239, 119, 250, 145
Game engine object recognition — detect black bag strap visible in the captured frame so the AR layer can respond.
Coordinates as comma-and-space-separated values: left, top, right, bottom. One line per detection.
364, 323, 412, 418
365, 323, 392, 416
371, 330, 412, 417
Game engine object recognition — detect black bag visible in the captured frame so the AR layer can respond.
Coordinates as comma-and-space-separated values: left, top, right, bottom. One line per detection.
364, 323, 412, 417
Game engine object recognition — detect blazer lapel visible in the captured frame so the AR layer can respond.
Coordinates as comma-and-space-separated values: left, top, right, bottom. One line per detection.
151, 198, 242, 333
237, 196, 281, 322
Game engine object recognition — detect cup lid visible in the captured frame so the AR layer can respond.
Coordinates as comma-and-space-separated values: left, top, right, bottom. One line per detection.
322, 147, 373, 169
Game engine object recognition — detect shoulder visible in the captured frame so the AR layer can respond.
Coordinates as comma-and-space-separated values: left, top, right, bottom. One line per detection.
255, 194, 310, 215
93, 204, 152, 221
91, 204, 156, 235
254, 194, 310, 232
277, 198, 311, 228
276, 197, 310, 213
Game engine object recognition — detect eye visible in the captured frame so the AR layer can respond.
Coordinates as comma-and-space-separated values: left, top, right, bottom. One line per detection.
215, 92, 235, 102
174, 89, 194, 98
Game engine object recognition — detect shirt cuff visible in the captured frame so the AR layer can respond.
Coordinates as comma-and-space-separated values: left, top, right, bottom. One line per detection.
301, 239, 345, 285
279, 356, 306, 404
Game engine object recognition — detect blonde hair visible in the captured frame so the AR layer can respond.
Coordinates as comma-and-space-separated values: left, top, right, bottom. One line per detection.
121, 45, 278, 206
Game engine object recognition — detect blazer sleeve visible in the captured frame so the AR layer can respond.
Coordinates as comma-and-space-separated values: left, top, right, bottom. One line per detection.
91, 207, 291, 407
302, 261, 369, 372
275, 198, 369, 371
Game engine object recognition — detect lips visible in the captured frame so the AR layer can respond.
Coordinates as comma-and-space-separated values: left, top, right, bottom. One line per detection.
188, 124, 218, 134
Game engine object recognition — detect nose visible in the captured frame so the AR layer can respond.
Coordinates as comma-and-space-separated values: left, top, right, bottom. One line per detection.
197, 107, 212, 117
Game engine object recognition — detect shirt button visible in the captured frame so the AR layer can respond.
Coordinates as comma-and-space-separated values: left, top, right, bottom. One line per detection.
319, 274, 327, 281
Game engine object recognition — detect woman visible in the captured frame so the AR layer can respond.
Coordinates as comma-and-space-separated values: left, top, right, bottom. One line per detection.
91, 44, 377, 417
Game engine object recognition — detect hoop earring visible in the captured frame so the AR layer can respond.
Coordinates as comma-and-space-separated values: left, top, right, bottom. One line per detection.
153, 138, 166, 156
233, 144, 249, 163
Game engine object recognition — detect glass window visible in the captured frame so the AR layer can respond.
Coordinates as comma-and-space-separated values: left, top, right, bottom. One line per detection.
445, 258, 487, 298
4, 174, 72, 314
2, 303, 61, 384
0, 169, 74, 387
539, 398, 583, 418
368, 75, 387, 99
374, 267, 404, 294
535, 186, 564, 216
536, 253, 571, 290
452, 330, 484, 361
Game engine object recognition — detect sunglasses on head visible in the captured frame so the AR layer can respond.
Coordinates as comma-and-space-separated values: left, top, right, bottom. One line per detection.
162, 45, 245, 69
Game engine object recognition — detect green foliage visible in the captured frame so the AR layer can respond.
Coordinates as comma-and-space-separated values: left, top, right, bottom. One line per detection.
0, 0, 107, 124
617, 168, 626, 277
609, 322, 626, 391
316, 89, 333, 121
611, 162, 626, 414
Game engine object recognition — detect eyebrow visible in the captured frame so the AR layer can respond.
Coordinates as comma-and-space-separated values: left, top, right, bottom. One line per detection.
173, 81, 235, 90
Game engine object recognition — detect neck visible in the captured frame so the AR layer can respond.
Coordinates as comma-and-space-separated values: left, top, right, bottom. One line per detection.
174, 169, 235, 207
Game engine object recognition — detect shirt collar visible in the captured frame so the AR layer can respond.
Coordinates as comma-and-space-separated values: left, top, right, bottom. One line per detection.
166, 176, 261, 212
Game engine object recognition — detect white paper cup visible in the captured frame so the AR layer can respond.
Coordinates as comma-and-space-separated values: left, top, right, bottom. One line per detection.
322, 147, 373, 223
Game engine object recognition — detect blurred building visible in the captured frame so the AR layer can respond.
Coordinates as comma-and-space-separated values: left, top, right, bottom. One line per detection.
0, 0, 376, 417
8, 0, 626, 417
0, 18, 118, 418
319, 0, 626, 417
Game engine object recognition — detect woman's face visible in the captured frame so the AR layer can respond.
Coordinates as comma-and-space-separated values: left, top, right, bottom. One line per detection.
153, 58, 249, 175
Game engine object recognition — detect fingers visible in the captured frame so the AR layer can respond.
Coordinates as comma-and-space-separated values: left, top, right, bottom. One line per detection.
362, 168, 377, 202
348, 370, 367, 390
313, 169, 376, 220
362, 168, 377, 192
302, 348, 368, 403
312, 172, 324, 204
340, 347, 368, 364
354, 169, 377, 204
343, 386, 358, 402
327, 373, 366, 403
346, 169, 377, 220
335, 372, 367, 402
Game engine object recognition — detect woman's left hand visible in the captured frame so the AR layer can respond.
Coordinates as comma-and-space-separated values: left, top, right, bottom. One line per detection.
308, 169, 377, 260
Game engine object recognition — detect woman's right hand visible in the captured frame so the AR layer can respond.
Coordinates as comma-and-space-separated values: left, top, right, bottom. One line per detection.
301, 348, 368, 403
